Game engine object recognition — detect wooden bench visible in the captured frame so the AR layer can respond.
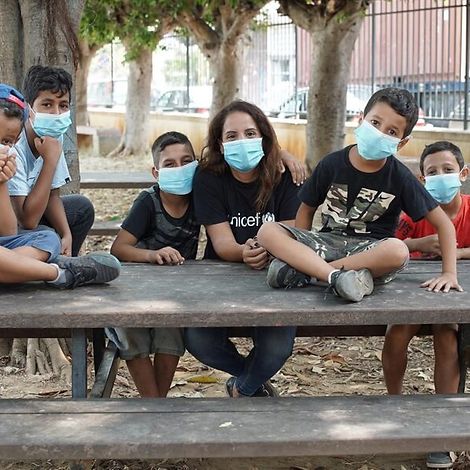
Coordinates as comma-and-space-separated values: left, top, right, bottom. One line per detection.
2, 261, 470, 463
77, 126, 99, 155
80, 171, 154, 236
2, 395, 470, 461
80, 171, 153, 189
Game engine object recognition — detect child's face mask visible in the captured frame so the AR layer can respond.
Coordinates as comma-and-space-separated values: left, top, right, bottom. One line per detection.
354, 120, 401, 160
158, 160, 198, 195
29, 108, 72, 139
222, 137, 264, 172
424, 172, 462, 204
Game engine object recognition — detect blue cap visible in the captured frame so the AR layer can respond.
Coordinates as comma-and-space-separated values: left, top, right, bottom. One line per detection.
0, 84, 28, 122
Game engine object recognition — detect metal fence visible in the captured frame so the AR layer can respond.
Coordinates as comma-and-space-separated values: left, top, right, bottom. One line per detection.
88, 0, 470, 129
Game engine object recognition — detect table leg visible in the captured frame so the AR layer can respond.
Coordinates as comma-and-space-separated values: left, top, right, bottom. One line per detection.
92, 328, 106, 373
458, 324, 470, 393
72, 329, 88, 398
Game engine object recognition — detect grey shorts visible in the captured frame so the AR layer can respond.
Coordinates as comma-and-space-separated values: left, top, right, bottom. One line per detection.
105, 327, 185, 360
278, 224, 408, 283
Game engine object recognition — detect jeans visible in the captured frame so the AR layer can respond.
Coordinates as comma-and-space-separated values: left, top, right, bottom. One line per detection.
185, 326, 296, 396
0, 230, 61, 262
38, 194, 95, 256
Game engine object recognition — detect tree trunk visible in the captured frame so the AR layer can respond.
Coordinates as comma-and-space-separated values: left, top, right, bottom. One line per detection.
76, 39, 98, 126
209, 39, 243, 119
306, 17, 363, 168
108, 46, 153, 157
0, 0, 23, 87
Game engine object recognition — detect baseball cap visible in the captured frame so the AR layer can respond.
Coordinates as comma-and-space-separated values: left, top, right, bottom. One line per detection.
0, 84, 28, 121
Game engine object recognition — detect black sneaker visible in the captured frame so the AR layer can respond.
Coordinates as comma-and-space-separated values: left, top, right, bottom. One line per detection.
266, 258, 310, 289
253, 380, 279, 397
54, 253, 121, 289
226, 377, 279, 397
329, 268, 374, 302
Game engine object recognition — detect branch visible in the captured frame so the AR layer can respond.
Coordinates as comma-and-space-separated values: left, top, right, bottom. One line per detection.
279, 0, 369, 32
225, 2, 265, 43
178, 9, 220, 55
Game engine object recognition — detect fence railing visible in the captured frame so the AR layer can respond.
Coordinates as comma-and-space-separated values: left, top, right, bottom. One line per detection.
88, 0, 470, 129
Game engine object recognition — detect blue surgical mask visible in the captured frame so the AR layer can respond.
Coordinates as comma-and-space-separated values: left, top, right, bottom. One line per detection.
30, 110, 72, 138
223, 137, 264, 172
424, 172, 462, 204
158, 160, 198, 195
354, 120, 401, 160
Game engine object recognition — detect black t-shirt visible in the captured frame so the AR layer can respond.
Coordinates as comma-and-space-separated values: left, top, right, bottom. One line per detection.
299, 145, 439, 239
121, 184, 200, 259
193, 167, 300, 259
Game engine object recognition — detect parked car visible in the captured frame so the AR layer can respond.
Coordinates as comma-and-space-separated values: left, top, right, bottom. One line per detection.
268, 87, 367, 120
152, 86, 213, 114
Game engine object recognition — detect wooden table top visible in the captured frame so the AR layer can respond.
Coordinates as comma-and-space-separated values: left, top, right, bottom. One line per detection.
1, 260, 469, 329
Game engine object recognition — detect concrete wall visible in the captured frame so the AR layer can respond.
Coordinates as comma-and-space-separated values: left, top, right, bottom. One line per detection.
88, 108, 470, 162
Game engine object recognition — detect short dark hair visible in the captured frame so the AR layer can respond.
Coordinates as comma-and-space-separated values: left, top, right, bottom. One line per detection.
420, 140, 464, 174
363, 87, 419, 137
151, 131, 195, 168
22, 65, 73, 104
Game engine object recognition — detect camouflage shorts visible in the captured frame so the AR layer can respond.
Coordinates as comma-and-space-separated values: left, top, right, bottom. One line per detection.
278, 224, 408, 284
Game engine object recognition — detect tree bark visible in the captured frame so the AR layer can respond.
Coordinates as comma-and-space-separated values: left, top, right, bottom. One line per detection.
76, 39, 98, 126
207, 39, 244, 119
0, 0, 23, 87
108, 45, 153, 157
307, 17, 363, 167
179, 2, 265, 119
279, 0, 367, 168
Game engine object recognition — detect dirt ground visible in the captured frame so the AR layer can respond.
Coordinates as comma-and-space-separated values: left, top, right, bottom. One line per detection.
2, 152, 469, 470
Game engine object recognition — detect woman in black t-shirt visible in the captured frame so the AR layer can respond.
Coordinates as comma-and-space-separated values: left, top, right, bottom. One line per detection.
187, 100, 299, 397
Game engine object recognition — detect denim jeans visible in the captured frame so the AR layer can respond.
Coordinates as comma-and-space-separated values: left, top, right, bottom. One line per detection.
0, 230, 61, 262
38, 194, 95, 256
185, 326, 296, 396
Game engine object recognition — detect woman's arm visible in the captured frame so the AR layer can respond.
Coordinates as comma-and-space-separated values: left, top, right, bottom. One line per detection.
205, 222, 244, 262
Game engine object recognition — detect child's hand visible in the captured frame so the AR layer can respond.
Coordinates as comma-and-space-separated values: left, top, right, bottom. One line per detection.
60, 234, 72, 257
34, 136, 61, 164
279, 152, 308, 186
0, 154, 16, 183
421, 272, 463, 293
416, 234, 441, 256
150, 247, 184, 265
243, 238, 270, 270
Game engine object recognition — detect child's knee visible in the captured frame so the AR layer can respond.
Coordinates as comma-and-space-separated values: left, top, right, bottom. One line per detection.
382, 238, 409, 267
384, 325, 415, 350
257, 222, 281, 245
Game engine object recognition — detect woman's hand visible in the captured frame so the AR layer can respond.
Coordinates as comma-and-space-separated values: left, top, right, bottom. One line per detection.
279, 149, 308, 186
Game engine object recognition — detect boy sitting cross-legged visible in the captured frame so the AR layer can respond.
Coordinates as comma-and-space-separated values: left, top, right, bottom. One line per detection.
383, 140, 469, 470
107, 131, 200, 397
257, 88, 462, 302
0, 83, 120, 288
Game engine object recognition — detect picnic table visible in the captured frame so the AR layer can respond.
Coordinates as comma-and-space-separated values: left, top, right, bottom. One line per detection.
1, 260, 470, 462
1, 260, 470, 396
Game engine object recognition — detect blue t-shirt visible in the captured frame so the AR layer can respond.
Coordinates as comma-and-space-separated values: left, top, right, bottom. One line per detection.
8, 130, 71, 196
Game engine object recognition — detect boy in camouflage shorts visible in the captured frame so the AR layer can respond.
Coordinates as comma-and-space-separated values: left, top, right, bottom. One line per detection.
258, 88, 461, 302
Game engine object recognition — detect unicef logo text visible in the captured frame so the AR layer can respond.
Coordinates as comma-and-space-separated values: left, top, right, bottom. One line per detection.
230, 212, 276, 228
